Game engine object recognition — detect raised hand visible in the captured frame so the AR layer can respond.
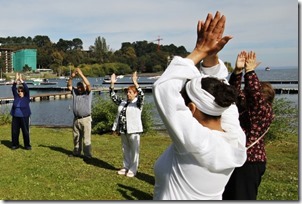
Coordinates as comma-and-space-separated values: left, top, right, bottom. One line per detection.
110, 73, 117, 86
245, 51, 261, 73
187, 11, 233, 65
234, 51, 246, 74
75, 68, 83, 76
15, 72, 19, 81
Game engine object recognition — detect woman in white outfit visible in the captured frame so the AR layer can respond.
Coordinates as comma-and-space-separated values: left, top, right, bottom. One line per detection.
152, 11, 247, 200
110, 71, 144, 178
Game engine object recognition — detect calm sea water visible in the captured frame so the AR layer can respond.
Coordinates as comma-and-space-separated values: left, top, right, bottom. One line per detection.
0, 67, 298, 128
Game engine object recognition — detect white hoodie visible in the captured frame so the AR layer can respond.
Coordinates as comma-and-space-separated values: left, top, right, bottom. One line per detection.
152, 56, 247, 200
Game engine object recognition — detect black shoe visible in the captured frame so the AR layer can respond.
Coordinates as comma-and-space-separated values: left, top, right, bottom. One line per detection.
25, 146, 32, 150
69, 153, 80, 157
83, 156, 92, 162
11, 146, 19, 150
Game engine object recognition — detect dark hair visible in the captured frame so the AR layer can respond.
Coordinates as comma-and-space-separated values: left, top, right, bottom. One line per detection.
180, 77, 237, 119
201, 77, 237, 107
77, 82, 84, 87
17, 86, 24, 92
238, 81, 275, 111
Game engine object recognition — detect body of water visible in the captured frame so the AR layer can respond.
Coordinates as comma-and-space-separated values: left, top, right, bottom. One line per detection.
0, 67, 298, 129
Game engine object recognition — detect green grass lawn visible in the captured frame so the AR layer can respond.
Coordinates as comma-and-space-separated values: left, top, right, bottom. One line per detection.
0, 125, 299, 200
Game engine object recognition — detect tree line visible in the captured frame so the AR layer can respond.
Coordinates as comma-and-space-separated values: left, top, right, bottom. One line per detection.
0, 36, 233, 77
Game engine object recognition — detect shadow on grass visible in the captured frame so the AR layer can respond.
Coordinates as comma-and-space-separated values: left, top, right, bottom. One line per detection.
83, 157, 118, 170
117, 183, 152, 200
1, 140, 11, 148
38, 144, 155, 187
39, 144, 71, 155
39, 144, 118, 171
136, 172, 155, 186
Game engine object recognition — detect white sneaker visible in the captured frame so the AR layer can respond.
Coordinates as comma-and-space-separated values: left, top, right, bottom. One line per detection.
117, 168, 127, 175
126, 170, 135, 178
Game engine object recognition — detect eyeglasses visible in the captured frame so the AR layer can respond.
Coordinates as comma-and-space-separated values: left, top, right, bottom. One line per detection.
18, 90, 24, 93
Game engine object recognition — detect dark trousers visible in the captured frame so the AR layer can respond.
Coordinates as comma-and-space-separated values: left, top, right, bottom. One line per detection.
11, 116, 31, 147
223, 162, 266, 200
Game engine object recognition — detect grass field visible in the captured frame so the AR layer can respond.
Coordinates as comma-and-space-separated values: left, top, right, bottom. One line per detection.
0, 125, 299, 200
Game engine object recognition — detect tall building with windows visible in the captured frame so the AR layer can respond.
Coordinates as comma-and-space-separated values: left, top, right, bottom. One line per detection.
0, 48, 13, 73
12, 49, 37, 72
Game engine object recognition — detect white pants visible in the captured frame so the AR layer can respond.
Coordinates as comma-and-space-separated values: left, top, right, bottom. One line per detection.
121, 133, 140, 174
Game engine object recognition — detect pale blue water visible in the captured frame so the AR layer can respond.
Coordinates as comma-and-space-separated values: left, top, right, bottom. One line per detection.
0, 67, 298, 128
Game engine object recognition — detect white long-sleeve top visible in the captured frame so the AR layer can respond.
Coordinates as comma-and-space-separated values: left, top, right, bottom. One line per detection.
152, 56, 247, 200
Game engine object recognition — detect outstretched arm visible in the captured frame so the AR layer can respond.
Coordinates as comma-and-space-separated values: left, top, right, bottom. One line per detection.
76, 68, 91, 92
110, 73, 117, 89
132, 71, 139, 88
67, 70, 77, 91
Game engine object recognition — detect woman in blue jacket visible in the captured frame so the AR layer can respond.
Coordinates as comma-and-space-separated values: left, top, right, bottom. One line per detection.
10, 73, 32, 150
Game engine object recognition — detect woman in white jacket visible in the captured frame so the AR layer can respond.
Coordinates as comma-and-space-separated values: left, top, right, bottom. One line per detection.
110, 71, 144, 178
152, 11, 247, 200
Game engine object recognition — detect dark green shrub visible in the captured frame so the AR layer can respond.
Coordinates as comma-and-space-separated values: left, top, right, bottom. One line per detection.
91, 95, 117, 134
140, 102, 154, 133
91, 94, 154, 135
0, 106, 12, 125
266, 97, 298, 141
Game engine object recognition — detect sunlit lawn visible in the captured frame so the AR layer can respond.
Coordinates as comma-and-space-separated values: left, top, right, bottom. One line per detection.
0, 125, 299, 200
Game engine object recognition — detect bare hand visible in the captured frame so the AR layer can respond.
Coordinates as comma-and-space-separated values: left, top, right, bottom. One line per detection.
111, 73, 117, 85
71, 71, 76, 78
75, 68, 82, 75
132, 71, 138, 84
236, 51, 246, 69
245, 51, 261, 73
187, 11, 233, 64
196, 11, 232, 56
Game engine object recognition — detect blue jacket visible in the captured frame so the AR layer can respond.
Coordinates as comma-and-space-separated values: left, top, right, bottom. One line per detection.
10, 82, 31, 117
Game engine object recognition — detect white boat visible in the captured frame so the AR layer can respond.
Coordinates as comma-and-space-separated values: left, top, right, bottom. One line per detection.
32, 78, 44, 82
265, 67, 271, 71
102, 75, 125, 84
148, 75, 161, 79
40, 79, 58, 85
103, 75, 111, 83
59, 76, 67, 79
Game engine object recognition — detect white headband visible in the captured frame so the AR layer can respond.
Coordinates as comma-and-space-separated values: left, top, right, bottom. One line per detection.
185, 75, 228, 116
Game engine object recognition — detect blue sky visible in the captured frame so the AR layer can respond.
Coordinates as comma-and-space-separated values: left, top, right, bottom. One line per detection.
0, 0, 298, 68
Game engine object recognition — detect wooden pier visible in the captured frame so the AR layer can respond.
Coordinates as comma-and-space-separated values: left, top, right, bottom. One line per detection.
0, 92, 73, 104
0, 80, 298, 105
0, 86, 152, 105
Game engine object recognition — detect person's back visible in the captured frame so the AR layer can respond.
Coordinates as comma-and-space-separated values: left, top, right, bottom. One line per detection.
153, 57, 247, 200
223, 51, 275, 200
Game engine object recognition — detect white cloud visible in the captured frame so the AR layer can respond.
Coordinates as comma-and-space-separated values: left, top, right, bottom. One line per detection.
0, 0, 298, 67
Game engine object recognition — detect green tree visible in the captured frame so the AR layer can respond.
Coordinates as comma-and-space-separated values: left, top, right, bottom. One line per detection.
72, 38, 83, 50
23, 64, 32, 72
91, 36, 110, 63
224, 61, 233, 73
33, 35, 52, 47
51, 51, 64, 66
